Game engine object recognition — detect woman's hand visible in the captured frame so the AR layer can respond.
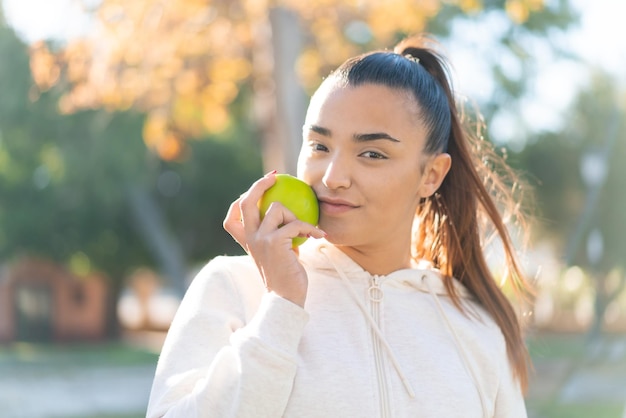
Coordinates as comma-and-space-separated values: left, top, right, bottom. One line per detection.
223, 172, 325, 307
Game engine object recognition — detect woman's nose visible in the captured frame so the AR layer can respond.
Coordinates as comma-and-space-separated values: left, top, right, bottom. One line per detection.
322, 160, 351, 190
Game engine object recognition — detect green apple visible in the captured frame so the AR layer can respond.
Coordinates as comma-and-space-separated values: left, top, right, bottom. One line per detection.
258, 174, 319, 246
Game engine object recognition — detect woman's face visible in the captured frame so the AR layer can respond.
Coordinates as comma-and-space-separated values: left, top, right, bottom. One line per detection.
297, 81, 449, 250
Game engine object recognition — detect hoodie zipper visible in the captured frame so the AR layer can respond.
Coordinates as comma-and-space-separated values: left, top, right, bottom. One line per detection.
369, 275, 391, 418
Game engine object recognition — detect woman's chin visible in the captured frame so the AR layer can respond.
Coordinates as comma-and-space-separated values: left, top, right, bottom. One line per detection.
318, 229, 355, 247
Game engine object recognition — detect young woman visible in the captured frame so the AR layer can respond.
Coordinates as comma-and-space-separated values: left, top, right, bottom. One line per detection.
147, 35, 532, 418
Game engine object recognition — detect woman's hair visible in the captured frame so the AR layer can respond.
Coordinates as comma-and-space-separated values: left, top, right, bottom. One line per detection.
327, 35, 532, 391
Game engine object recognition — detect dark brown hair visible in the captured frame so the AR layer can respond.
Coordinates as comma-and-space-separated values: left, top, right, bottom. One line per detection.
330, 35, 532, 391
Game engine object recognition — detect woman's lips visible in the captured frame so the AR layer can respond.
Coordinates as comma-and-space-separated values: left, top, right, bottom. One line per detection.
318, 198, 358, 215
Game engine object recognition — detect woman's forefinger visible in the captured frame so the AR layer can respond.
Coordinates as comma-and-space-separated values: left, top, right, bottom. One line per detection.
239, 171, 277, 234
223, 197, 247, 251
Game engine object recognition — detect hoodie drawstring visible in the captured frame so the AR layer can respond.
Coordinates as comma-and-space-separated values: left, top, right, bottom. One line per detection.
321, 248, 416, 398
422, 273, 489, 418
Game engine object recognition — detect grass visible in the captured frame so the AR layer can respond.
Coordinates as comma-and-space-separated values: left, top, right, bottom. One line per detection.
69, 415, 144, 418
0, 340, 159, 368
526, 332, 626, 418
527, 400, 624, 418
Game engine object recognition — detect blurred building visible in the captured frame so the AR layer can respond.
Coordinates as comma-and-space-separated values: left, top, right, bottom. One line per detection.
0, 257, 107, 342
117, 268, 181, 332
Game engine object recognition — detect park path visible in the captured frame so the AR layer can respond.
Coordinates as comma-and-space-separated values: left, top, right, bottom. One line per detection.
0, 364, 156, 418
0, 332, 165, 418
527, 336, 626, 418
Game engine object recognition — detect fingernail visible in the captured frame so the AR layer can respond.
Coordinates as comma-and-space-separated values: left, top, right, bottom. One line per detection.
264, 170, 277, 177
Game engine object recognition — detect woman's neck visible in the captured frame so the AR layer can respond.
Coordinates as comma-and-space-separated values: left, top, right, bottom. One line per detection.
335, 239, 413, 276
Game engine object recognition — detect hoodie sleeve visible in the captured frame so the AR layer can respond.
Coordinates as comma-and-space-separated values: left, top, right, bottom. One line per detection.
146, 256, 309, 418
493, 355, 528, 418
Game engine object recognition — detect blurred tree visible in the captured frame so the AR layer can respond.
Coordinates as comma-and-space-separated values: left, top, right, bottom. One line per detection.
2, 0, 580, 333
512, 72, 626, 338
26, 0, 576, 173
0, 15, 262, 335
0, 16, 149, 334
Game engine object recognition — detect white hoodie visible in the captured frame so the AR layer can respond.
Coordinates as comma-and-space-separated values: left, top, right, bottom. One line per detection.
147, 239, 527, 418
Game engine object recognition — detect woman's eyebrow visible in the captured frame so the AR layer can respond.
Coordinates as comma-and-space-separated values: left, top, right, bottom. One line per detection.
305, 124, 400, 143
353, 132, 400, 143
305, 124, 331, 136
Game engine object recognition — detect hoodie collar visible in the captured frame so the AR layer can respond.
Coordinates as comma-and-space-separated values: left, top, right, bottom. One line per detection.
299, 238, 366, 276
299, 238, 471, 298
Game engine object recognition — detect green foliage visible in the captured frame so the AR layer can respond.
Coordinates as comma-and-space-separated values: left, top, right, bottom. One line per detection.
0, 26, 154, 277
509, 130, 585, 238
155, 122, 263, 263
442, 1, 578, 129
511, 72, 626, 270
0, 27, 31, 124
0, 20, 262, 284
0, 0, 580, 288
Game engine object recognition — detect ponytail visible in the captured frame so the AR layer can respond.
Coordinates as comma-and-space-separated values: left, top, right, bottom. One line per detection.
398, 37, 533, 392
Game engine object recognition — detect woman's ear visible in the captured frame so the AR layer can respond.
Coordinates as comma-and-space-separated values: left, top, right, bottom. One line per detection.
419, 153, 451, 198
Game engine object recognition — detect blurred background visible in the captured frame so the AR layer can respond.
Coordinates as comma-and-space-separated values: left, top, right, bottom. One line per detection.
0, 0, 625, 417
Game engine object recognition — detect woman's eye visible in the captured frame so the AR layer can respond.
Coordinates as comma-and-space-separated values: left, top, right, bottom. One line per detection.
361, 151, 387, 159
312, 143, 328, 152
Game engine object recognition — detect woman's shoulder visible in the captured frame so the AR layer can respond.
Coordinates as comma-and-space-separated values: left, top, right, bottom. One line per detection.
190, 254, 262, 292
181, 254, 265, 317
203, 253, 257, 271
414, 270, 506, 347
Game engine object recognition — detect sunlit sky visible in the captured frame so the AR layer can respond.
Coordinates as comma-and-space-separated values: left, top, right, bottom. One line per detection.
2, 0, 625, 145
2, 0, 93, 42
